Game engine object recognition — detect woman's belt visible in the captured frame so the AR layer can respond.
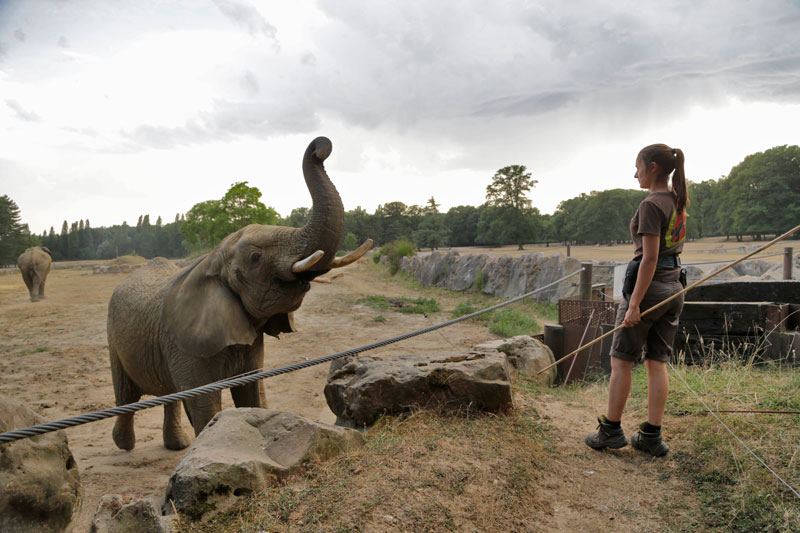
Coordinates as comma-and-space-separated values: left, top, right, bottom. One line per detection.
657, 255, 681, 268
631, 255, 681, 267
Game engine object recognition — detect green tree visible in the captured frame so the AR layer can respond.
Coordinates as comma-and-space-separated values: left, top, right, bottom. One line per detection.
341, 232, 359, 251
485, 165, 538, 249
444, 205, 480, 246
0, 195, 30, 265
424, 196, 440, 214
725, 145, 800, 240
279, 207, 312, 228
412, 213, 449, 250
181, 182, 278, 251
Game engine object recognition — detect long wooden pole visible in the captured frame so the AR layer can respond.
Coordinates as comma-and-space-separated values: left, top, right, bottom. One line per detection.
537, 222, 800, 376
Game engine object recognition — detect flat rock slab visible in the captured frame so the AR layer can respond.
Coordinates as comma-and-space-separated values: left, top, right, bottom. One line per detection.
325, 351, 514, 427
163, 408, 364, 521
0, 395, 82, 533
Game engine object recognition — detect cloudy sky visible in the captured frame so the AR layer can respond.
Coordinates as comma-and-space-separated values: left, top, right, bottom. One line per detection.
1, 0, 799, 234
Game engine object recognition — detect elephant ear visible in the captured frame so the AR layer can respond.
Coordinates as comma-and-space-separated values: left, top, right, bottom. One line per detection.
263, 312, 296, 338
40, 246, 52, 257
164, 252, 257, 358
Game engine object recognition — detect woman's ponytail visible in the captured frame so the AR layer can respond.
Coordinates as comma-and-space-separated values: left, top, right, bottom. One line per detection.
672, 148, 688, 213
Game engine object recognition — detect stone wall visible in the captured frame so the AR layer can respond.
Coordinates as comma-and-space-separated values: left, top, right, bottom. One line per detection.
399, 250, 613, 302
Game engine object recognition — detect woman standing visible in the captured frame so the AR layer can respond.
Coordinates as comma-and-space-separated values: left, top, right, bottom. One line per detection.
585, 144, 688, 457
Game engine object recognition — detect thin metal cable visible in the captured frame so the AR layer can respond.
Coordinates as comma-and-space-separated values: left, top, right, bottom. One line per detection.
0, 269, 584, 444
668, 362, 800, 500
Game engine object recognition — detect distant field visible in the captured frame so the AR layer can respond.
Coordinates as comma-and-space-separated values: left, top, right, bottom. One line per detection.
426, 237, 800, 266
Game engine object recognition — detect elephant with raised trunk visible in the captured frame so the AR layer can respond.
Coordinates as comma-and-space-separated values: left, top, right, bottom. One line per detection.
17, 246, 52, 302
106, 137, 371, 450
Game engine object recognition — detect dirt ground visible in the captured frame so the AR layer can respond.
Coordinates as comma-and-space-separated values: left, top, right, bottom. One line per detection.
0, 257, 694, 532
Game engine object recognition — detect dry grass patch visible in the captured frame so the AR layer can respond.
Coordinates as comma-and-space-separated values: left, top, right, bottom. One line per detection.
177, 402, 551, 533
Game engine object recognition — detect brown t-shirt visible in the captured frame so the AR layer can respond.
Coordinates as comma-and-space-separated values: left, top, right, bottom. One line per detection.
630, 192, 686, 280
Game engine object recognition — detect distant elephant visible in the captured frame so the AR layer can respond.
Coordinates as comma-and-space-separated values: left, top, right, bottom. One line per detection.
106, 137, 371, 451
17, 246, 52, 302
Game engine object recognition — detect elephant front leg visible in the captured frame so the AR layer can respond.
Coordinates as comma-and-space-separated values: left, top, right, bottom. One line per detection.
163, 401, 192, 450
110, 349, 141, 450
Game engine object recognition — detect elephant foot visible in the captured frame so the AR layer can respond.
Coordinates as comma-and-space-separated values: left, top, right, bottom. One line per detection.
163, 427, 192, 450
112, 422, 135, 451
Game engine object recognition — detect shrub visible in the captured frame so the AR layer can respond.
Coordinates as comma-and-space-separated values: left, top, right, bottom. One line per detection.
378, 238, 416, 275
452, 302, 477, 318
472, 268, 486, 291
489, 308, 538, 338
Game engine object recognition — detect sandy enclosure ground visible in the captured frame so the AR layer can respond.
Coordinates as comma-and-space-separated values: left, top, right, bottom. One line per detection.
1, 257, 695, 532
0, 261, 494, 531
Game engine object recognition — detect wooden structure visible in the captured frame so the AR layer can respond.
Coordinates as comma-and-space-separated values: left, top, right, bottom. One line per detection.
542, 280, 800, 384
677, 280, 800, 364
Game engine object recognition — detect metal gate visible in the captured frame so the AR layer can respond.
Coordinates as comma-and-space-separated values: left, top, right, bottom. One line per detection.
557, 300, 619, 383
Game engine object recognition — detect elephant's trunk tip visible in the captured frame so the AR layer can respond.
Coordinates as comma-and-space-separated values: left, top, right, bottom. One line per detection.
310, 136, 332, 162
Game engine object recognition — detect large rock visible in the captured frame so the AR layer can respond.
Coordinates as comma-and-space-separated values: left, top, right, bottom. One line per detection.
90, 495, 174, 533
400, 251, 594, 302
0, 395, 82, 533
325, 351, 514, 427
474, 335, 558, 386
162, 409, 364, 521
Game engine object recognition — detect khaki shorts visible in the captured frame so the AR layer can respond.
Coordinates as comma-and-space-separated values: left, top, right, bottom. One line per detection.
611, 278, 684, 362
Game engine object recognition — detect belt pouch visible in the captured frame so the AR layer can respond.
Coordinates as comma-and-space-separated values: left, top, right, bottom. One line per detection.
622, 259, 640, 300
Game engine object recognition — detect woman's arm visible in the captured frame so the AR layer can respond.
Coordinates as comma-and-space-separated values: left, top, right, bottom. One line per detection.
624, 233, 659, 327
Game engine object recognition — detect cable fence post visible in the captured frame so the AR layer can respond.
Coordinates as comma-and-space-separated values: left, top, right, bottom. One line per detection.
784, 247, 793, 280
580, 262, 593, 300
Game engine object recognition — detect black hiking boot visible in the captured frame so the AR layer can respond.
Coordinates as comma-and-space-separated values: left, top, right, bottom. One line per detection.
631, 423, 669, 457
585, 415, 628, 451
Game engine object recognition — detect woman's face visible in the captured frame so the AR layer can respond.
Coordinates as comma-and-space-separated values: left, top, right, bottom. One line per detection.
634, 156, 655, 189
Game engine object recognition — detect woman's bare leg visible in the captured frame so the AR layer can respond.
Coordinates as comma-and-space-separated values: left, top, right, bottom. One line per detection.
607, 357, 634, 421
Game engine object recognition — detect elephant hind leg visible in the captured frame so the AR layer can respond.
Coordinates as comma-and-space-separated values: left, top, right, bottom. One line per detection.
110, 349, 141, 451
230, 380, 267, 409
163, 401, 192, 450
29, 277, 41, 302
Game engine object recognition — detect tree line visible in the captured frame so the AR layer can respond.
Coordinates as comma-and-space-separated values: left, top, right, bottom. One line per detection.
1, 144, 798, 265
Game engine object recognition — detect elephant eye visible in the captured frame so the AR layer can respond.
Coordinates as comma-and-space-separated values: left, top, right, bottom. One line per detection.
250, 252, 262, 264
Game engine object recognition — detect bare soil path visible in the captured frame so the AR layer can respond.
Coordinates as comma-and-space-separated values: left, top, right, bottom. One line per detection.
0, 259, 692, 531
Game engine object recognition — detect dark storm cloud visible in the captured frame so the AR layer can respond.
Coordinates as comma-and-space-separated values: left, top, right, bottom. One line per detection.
474, 90, 578, 117
123, 99, 320, 149
6, 100, 41, 122
121, 1, 800, 149
212, 0, 277, 40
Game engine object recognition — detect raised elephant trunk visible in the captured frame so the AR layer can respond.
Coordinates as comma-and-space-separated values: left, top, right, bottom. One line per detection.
295, 137, 344, 271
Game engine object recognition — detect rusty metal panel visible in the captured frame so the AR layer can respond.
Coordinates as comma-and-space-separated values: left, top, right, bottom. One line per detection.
557, 300, 619, 383
558, 300, 618, 327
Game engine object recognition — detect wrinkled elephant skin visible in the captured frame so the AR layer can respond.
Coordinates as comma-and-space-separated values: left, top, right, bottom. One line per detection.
17, 246, 52, 302
106, 137, 362, 451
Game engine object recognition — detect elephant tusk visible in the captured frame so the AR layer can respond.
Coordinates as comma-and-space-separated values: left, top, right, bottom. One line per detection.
331, 239, 373, 269
292, 250, 325, 273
